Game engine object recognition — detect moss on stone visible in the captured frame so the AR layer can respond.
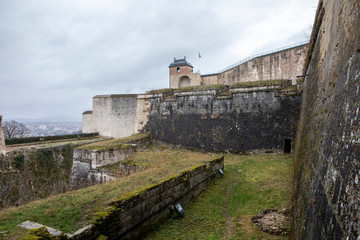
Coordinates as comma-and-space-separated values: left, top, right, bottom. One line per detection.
91, 205, 120, 225
96, 235, 108, 240
281, 85, 297, 91
175, 84, 225, 92
22, 227, 68, 240
146, 88, 174, 94
230, 80, 290, 89
78, 133, 149, 150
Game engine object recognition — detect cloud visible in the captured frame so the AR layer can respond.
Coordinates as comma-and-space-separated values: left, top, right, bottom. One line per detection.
0, 0, 318, 121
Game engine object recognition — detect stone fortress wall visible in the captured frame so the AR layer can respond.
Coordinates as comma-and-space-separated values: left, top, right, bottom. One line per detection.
83, 43, 307, 141
0, 115, 5, 155
291, 0, 360, 239
144, 83, 300, 153
215, 43, 308, 85
169, 43, 308, 89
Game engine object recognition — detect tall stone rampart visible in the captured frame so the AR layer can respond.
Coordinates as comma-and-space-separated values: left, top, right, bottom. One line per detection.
200, 43, 308, 86
144, 82, 300, 153
291, 0, 360, 239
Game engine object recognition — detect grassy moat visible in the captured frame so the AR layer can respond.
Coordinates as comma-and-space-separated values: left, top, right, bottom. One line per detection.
0, 146, 292, 240
144, 154, 292, 240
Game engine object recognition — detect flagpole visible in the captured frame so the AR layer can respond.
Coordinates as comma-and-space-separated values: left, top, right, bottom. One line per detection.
198, 51, 201, 73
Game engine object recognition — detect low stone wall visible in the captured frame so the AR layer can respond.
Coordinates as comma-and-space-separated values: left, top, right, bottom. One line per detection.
85, 161, 148, 186
67, 156, 224, 239
69, 137, 149, 189
70, 147, 135, 189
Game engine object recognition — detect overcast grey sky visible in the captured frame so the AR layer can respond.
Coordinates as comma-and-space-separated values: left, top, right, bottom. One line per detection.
0, 0, 318, 121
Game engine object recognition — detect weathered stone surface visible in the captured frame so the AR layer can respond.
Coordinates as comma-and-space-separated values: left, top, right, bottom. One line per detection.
18, 220, 62, 236
69, 140, 148, 190
82, 94, 138, 138
216, 44, 308, 85
0, 145, 74, 209
291, 0, 360, 239
145, 86, 300, 153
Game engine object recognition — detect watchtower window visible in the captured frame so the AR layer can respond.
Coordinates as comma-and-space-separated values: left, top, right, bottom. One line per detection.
176, 67, 180, 72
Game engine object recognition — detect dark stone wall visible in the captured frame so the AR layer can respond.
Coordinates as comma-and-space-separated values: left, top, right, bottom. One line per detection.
145, 89, 300, 153
291, 0, 360, 239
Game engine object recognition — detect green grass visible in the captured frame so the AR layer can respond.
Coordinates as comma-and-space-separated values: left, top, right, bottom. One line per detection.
143, 154, 292, 240
0, 148, 217, 240
230, 80, 291, 89
77, 133, 149, 150
0, 152, 292, 240
280, 85, 297, 91
175, 84, 225, 92
146, 88, 174, 94
146, 80, 292, 96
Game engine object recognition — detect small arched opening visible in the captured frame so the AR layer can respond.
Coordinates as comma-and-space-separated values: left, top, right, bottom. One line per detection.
179, 76, 191, 88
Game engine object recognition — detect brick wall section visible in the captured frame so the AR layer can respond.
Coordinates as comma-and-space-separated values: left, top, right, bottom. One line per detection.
66, 156, 224, 239
291, 0, 360, 239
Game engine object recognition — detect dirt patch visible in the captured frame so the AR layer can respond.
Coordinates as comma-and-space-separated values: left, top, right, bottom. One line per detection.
222, 180, 237, 239
251, 209, 289, 235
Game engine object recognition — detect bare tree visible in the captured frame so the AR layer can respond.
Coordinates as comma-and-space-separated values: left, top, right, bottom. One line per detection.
3, 120, 30, 138
303, 24, 313, 40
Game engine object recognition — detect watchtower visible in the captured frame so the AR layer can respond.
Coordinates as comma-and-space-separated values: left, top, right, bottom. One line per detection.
169, 57, 201, 89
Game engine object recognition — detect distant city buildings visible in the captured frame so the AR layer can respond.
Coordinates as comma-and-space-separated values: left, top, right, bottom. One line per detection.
24, 122, 81, 137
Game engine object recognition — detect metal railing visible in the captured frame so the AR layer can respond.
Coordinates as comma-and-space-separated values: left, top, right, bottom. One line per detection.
204, 40, 309, 75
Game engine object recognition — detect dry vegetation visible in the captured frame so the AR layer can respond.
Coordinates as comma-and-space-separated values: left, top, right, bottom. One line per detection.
77, 133, 149, 150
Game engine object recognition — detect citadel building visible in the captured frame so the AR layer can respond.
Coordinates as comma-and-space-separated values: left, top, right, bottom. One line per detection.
83, 42, 308, 154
